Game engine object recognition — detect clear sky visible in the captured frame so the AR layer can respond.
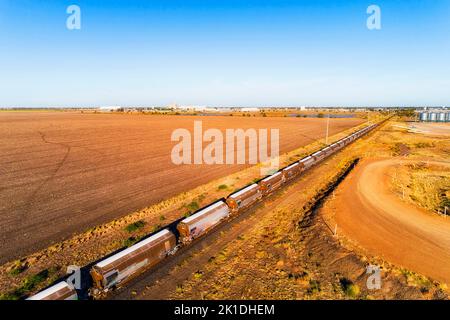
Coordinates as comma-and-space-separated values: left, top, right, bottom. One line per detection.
0, 0, 449, 107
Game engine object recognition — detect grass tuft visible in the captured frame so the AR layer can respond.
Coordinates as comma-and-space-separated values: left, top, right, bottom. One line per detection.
8, 261, 27, 276
0, 268, 55, 300
307, 280, 321, 294
340, 278, 360, 298
186, 201, 199, 213
125, 220, 146, 233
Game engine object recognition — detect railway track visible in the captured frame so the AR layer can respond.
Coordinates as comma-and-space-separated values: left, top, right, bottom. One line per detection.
27, 119, 387, 300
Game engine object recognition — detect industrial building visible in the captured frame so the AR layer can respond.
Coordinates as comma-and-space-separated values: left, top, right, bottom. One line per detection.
418, 111, 450, 122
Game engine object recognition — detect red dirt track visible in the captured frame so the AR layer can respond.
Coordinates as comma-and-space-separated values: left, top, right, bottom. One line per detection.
333, 159, 450, 285
0, 112, 363, 263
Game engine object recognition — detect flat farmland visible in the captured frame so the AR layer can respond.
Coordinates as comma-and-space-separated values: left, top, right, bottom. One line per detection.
0, 112, 363, 263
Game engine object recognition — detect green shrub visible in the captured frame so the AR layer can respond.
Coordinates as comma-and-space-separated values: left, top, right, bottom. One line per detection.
340, 278, 360, 298
186, 201, 199, 213
22, 270, 49, 292
8, 261, 27, 276
307, 280, 321, 294
123, 236, 141, 247
1, 269, 53, 300
125, 220, 146, 233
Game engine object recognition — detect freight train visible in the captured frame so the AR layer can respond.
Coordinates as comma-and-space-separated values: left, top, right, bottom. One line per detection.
27, 123, 379, 300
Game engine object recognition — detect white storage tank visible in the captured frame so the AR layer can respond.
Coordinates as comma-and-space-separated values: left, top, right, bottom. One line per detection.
429, 113, 437, 122
419, 112, 428, 122
438, 112, 446, 122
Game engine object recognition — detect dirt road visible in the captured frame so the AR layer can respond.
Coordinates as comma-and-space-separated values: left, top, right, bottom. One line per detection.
332, 158, 450, 285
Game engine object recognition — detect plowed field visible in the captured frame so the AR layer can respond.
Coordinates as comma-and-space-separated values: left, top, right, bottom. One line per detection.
0, 111, 363, 262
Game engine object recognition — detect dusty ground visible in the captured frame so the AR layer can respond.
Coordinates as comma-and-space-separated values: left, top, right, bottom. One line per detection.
326, 159, 450, 285
408, 122, 450, 136
391, 162, 450, 214
0, 111, 363, 263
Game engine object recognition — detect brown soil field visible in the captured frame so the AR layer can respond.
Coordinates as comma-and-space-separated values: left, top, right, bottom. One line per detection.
0, 111, 363, 263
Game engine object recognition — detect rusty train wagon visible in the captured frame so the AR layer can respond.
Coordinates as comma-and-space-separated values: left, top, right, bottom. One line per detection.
282, 162, 301, 181
341, 137, 350, 146
338, 138, 347, 147
226, 183, 262, 214
322, 146, 333, 156
311, 150, 326, 162
299, 155, 315, 169
177, 201, 231, 243
27, 281, 77, 300
90, 229, 176, 291
330, 141, 342, 151
258, 172, 285, 196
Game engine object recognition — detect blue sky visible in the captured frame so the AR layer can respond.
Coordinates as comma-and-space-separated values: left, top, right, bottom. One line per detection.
0, 0, 449, 107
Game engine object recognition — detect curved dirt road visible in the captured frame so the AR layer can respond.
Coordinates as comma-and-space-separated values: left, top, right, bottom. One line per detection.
332, 158, 450, 285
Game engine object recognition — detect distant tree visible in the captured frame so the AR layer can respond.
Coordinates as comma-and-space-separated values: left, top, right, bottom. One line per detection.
396, 109, 415, 117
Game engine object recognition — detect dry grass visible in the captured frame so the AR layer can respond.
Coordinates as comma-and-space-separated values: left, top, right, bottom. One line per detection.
374, 121, 450, 214
391, 163, 450, 214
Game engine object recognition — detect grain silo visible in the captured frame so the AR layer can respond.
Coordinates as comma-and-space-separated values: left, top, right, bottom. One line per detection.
419, 112, 428, 122
429, 112, 437, 122
418, 111, 449, 122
